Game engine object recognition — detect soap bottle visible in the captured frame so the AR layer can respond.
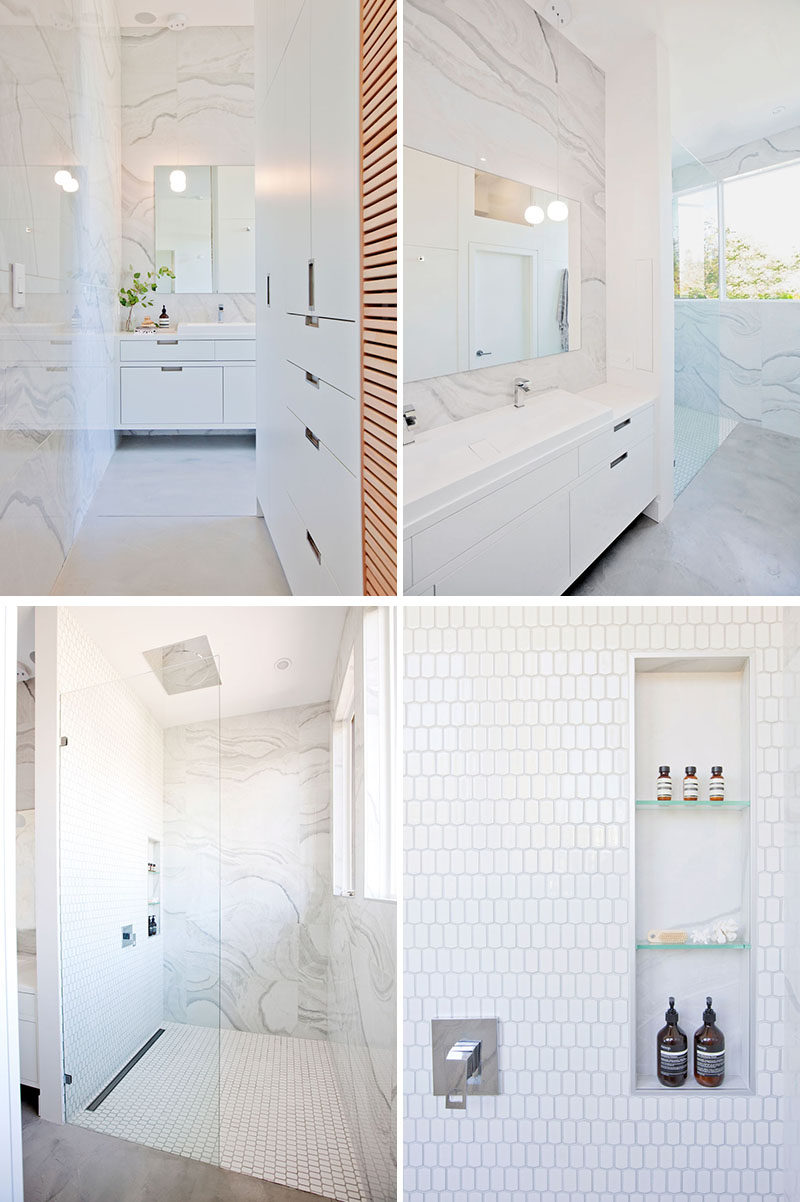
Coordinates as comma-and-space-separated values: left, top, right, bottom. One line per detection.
683, 766, 698, 803
158, 305, 170, 329
657, 996, 688, 1087
694, 997, 725, 1087
709, 766, 725, 803
657, 766, 672, 802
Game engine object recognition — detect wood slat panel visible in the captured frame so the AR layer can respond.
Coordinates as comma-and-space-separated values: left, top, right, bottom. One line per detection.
360, 0, 397, 596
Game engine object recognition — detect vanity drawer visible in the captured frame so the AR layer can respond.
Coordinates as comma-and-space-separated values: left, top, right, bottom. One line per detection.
283, 313, 358, 398
570, 434, 656, 579
579, 404, 655, 475
224, 364, 256, 424
120, 338, 214, 362
215, 340, 255, 362
433, 489, 571, 597
121, 366, 224, 425
413, 447, 579, 584
284, 411, 361, 594
272, 487, 342, 596
283, 360, 359, 475
18, 1017, 38, 1086
17, 991, 36, 1022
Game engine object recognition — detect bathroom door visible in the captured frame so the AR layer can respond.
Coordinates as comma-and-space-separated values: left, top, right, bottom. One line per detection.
58, 654, 221, 1165
469, 243, 537, 367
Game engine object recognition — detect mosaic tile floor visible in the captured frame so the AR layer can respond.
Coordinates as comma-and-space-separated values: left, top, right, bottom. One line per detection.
73, 1024, 367, 1202
674, 402, 737, 497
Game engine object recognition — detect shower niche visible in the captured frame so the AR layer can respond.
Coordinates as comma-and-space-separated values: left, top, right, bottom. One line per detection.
631, 654, 755, 1094
147, 837, 160, 937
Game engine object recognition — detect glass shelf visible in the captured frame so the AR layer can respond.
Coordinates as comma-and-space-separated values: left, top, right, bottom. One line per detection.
636, 799, 749, 809
636, 941, 750, 950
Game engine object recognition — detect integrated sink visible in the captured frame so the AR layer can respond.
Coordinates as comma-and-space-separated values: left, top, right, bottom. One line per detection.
177, 322, 255, 336
405, 388, 613, 525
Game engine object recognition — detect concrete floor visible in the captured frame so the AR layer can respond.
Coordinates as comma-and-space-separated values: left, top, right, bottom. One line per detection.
21, 1091, 329, 1202
569, 425, 800, 596
50, 435, 290, 596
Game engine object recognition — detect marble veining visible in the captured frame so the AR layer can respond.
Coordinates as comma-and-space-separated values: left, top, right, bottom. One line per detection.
405, 0, 606, 434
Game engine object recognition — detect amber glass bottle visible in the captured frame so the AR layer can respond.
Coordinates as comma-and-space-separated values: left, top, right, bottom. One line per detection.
694, 997, 725, 1087
656, 997, 688, 1086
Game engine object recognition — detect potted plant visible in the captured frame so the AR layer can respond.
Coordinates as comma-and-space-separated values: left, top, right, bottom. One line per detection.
118, 264, 176, 331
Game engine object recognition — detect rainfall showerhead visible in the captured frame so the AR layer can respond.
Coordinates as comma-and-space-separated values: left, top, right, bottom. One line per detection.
143, 635, 221, 695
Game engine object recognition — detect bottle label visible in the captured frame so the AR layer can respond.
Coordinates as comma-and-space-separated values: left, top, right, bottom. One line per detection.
684, 781, 698, 801
710, 779, 725, 800
696, 1048, 725, 1077
657, 780, 672, 800
659, 1047, 687, 1075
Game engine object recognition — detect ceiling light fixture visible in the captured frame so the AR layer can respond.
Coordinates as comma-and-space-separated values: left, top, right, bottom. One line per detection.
54, 169, 72, 186
166, 12, 188, 30
62, 176, 80, 193
274, 658, 292, 671
134, 11, 157, 22
547, 0, 572, 26
169, 168, 187, 193
548, 199, 569, 221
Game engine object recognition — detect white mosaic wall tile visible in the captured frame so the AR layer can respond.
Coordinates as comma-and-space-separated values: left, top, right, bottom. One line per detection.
58, 609, 165, 1119
404, 605, 785, 1202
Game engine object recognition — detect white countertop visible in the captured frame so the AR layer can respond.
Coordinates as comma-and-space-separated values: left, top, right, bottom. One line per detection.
17, 952, 36, 995
118, 322, 255, 339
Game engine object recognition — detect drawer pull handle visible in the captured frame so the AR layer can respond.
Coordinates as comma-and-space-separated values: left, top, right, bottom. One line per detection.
613, 418, 631, 432
266, 273, 271, 307
306, 530, 321, 563
50, 339, 71, 345
305, 316, 319, 329
305, 371, 320, 387
161, 366, 183, 372
46, 366, 67, 372
305, 426, 320, 449
308, 259, 315, 311
610, 452, 628, 469
157, 339, 179, 345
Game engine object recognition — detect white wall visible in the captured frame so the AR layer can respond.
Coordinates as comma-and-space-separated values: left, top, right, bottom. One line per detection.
15, 682, 35, 941
785, 605, 800, 1200
405, 605, 784, 1202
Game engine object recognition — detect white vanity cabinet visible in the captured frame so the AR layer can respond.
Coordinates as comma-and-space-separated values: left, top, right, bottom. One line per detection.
405, 396, 656, 596
118, 335, 256, 430
256, 0, 362, 596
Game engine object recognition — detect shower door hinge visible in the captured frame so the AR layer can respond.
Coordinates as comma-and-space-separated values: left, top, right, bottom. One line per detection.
64, 1073, 72, 1085
60, 736, 68, 747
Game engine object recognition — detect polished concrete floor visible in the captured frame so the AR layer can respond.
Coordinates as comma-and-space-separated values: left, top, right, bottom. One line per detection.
50, 435, 290, 596
21, 1090, 329, 1202
569, 425, 800, 596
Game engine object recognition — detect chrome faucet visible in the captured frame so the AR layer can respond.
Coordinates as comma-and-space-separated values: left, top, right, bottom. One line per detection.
514, 378, 531, 408
445, 1039, 481, 1110
218, 304, 224, 323
403, 402, 418, 445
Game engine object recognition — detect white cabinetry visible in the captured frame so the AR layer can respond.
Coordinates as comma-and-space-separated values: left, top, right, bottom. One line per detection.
18, 988, 37, 1088
257, 0, 362, 596
117, 337, 256, 430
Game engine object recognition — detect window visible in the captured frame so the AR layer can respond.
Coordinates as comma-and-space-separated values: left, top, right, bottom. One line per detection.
332, 649, 355, 897
674, 159, 800, 300
363, 607, 396, 901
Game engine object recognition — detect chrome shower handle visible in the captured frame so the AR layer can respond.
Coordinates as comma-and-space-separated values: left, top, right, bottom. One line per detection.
445, 1039, 481, 1110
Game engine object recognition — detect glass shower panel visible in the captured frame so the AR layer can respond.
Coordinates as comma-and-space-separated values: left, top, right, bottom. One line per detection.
673, 140, 735, 497
58, 661, 221, 1166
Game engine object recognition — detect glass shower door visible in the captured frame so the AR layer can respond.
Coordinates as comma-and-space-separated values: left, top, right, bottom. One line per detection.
58, 657, 221, 1166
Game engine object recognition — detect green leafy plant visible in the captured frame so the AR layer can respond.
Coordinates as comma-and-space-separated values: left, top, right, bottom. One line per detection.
118, 264, 175, 330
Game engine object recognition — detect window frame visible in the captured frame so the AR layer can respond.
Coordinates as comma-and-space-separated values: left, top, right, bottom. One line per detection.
362, 606, 397, 903
331, 648, 356, 898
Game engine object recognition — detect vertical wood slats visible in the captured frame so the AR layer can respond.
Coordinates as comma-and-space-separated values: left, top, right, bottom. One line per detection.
360, 0, 397, 596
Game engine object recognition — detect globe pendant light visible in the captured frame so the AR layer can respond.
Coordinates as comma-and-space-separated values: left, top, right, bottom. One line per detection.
548, 35, 568, 223
524, 194, 545, 225
169, 168, 187, 193
548, 198, 569, 222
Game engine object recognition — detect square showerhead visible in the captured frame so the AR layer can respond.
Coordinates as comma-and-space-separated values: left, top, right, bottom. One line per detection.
143, 635, 221, 695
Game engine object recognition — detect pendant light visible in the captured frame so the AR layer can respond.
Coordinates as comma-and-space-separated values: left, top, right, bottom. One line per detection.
168, 27, 186, 194
169, 169, 187, 193
548, 36, 569, 223
524, 188, 545, 225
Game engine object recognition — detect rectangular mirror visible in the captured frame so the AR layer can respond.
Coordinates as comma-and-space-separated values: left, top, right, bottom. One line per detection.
404, 148, 581, 382
154, 165, 255, 294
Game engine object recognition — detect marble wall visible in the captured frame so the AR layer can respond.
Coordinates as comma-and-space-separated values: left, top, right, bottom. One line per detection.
784, 605, 800, 1200
327, 609, 396, 1202
675, 123, 800, 439
404, 0, 605, 433
162, 704, 333, 1038
121, 25, 255, 325
0, 0, 120, 594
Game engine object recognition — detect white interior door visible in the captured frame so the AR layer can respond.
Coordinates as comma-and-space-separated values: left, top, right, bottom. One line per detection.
469, 244, 536, 367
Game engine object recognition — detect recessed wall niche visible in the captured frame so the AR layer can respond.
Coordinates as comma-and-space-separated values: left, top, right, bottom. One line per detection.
632, 655, 754, 1094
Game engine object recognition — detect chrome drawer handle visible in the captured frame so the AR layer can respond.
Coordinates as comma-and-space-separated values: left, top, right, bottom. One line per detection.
305, 371, 320, 387
610, 452, 628, 469
308, 259, 315, 311
305, 427, 320, 449
306, 530, 321, 563
157, 339, 179, 345
613, 418, 631, 432
161, 366, 183, 372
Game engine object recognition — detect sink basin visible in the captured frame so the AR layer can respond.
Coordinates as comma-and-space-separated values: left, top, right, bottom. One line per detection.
177, 322, 255, 336
405, 388, 613, 525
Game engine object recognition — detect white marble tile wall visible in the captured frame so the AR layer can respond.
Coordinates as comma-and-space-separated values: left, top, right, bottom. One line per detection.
162, 704, 333, 1039
327, 609, 397, 1202
404, 0, 605, 433
121, 25, 255, 326
405, 605, 785, 1202
0, 1, 120, 594
57, 608, 164, 1121
674, 123, 800, 440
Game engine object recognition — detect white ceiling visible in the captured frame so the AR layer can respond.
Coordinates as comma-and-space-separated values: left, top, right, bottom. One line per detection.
533, 0, 800, 162
67, 605, 347, 728
116, 0, 254, 27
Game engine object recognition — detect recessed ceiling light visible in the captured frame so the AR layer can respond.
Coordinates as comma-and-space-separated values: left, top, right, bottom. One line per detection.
135, 11, 157, 23
166, 12, 188, 30
274, 658, 292, 671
